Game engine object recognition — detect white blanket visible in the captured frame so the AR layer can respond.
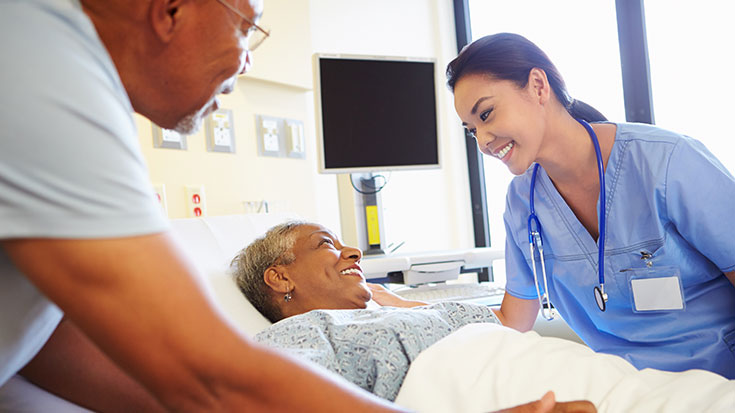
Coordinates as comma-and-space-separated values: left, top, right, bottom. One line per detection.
394, 323, 734, 413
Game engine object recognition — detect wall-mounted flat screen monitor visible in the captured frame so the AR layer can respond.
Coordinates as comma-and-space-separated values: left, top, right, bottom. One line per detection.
314, 54, 440, 174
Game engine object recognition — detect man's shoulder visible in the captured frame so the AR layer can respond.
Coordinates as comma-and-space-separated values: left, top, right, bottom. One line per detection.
0, 0, 160, 241
2, 0, 124, 101
1, 0, 99, 50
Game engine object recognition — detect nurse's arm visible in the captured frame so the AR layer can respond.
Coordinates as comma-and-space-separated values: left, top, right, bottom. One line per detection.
726, 271, 735, 288
492, 293, 540, 332
3, 234, 402, 412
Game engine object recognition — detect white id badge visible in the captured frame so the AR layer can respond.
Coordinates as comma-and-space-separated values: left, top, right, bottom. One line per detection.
628, 266, 685, 313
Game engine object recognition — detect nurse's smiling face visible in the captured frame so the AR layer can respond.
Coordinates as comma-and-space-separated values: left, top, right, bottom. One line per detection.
453, 70, 550, 175
270, 224, 372, 317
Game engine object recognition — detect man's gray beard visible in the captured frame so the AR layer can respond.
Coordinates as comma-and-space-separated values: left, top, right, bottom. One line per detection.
172, 109, 205, 135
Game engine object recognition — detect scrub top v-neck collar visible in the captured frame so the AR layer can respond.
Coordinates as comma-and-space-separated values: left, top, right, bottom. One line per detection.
534, 122, 620, 267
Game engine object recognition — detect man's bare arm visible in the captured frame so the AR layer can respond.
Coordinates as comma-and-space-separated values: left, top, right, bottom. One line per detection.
20, 317, 166, 413
4, 233, 401, 412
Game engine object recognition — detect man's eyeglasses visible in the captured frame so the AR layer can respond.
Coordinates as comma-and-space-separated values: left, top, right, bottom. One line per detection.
215, 0, 270, 51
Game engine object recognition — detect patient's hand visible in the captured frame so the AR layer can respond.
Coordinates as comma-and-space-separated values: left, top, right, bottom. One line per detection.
498, 391, 596, 413
367, 283, 428, 308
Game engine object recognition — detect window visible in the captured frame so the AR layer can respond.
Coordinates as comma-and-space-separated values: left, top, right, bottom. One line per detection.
645, 0, 735, 174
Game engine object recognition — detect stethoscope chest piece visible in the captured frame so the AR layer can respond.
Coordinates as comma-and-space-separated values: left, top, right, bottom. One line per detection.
593, 285, 608, 312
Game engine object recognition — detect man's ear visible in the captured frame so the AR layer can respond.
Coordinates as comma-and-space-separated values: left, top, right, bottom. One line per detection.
149, 0, 186, 42
263, 265, 292, 294
527, 67, 551, 105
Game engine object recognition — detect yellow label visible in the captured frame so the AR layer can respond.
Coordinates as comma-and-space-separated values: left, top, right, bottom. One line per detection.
365, 205, 380, 245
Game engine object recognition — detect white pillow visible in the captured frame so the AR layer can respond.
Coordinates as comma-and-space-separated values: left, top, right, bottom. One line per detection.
170, 213, 301, 336
207, 269, 272, 336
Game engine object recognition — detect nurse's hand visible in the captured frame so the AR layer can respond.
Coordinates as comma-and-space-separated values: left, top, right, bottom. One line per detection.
367, 283, 428, 308
498, 391, 596, 413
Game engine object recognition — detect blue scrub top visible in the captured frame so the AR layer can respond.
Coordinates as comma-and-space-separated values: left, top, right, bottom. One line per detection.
503, 122, 735, 378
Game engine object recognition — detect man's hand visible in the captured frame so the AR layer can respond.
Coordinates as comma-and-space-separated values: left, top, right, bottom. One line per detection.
499, 391, 597, 413
367, 283, 428, 307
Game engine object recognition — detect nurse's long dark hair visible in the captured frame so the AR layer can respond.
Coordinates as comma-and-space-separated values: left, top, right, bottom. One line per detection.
446, 33, 607, 123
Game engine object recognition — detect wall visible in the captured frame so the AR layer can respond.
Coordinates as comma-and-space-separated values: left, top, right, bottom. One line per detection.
137, 0, 474, 253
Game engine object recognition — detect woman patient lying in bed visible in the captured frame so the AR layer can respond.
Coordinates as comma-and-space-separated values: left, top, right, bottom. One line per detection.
231, 221, 588, 407
232, 221, 734, 413
231, 221, 494, 401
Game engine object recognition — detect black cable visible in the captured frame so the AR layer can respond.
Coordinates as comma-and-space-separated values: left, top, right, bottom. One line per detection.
349, 173, 391, 195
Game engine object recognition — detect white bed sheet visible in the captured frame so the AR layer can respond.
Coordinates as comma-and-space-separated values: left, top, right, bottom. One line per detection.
394, 323, 735, 413
0, 375, 93, 413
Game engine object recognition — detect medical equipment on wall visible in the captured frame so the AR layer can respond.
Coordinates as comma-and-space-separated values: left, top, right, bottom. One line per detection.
315, 54, 440, 255
360, 247, 504, 283
528, 118, 607, 320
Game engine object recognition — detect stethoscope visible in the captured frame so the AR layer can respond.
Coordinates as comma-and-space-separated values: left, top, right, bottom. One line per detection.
528, 118, 608, 321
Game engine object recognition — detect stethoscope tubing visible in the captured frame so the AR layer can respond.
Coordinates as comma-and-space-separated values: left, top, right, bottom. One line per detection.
527, 118, 607, 316
578, 119, 607, 287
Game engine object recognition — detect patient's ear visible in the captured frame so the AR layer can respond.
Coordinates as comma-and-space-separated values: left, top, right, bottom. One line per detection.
263, 265, 292, 293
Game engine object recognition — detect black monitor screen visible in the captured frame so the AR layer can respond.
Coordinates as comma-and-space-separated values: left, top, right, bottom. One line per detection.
316, 56, 439, 173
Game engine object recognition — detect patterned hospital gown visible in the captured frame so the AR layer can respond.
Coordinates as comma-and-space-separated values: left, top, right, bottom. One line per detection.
255, 302, 500, 400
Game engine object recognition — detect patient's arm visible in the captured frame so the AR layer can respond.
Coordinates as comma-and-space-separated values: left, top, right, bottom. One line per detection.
20, 317, 166, 413
368, 283, 428, 307
3, 234, 403, 412
492, 293, 540, 331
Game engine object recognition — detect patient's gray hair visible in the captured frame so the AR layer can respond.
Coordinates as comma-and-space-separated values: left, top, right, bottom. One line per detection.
231, 220, 311, 323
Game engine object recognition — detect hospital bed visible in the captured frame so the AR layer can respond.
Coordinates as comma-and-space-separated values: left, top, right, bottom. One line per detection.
167, 213, 583, 342
2, 213, 732, 412
163, 212, 582, 341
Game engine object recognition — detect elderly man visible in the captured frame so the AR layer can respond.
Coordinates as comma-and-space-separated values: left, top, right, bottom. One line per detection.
0, 0, 401, 411
0, 1, 594, 412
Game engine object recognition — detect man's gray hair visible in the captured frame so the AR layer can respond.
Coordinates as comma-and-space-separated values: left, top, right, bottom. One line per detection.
231, 220, 311, 323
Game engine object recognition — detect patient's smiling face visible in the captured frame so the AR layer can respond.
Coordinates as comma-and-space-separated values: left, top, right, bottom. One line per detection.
274, 224, 371, 316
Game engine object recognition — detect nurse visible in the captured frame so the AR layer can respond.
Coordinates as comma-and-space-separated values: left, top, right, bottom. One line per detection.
447, 33, 735, 378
